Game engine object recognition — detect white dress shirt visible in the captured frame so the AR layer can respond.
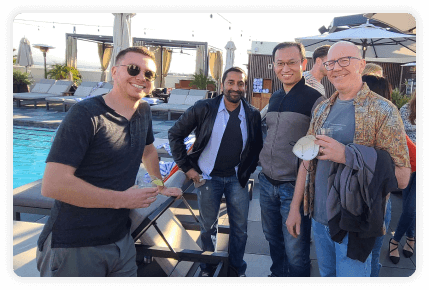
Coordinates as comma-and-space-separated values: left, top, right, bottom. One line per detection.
198, 96, 248, 180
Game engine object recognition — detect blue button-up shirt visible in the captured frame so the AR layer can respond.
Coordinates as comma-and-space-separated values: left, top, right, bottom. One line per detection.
198, 97, 248, 180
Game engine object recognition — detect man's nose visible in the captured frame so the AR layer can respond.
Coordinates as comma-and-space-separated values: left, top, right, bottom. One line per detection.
332, 61, 342, 71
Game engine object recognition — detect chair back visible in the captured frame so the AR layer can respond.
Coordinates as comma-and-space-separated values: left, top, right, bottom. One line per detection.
30, 80, 56, 93
73, 82, 100, 97
168, 89, 189, 105
184, 90, 208, 105
46, 80, 73, 95
90, 87, 112, 96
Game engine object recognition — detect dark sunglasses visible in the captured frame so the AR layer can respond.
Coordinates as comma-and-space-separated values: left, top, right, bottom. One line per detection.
117, 64, 157, 81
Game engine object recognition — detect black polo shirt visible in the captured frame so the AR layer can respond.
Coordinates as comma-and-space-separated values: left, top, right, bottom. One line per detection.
37, 95, 154, 249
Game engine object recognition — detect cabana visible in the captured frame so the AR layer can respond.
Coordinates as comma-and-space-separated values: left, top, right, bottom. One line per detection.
64, 33, 222, 88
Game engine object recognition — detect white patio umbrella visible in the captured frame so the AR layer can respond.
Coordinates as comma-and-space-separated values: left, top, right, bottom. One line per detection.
108, 13, 135, 81
17, 37, 34, 73
224, 40, 236, 70
296, 22, 416, 59
364, 13, 416, 34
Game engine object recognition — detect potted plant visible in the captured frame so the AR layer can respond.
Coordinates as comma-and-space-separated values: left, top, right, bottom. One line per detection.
190, 70, 216, 90
13, 69, 33, 93
47, 63, 82, 86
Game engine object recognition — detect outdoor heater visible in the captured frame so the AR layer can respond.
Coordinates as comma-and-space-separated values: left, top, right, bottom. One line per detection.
33, 44, 55, 79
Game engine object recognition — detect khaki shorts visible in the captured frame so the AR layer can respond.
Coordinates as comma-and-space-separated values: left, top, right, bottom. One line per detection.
36, 232, 137, 277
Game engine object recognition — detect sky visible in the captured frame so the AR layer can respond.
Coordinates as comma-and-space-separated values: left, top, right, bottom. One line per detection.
12, 12, 358, 74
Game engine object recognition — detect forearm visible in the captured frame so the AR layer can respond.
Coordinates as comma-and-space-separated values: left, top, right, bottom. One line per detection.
142, 143, 162, 180
395, 166, 411, 189
290, 161, 308, 211
41, 162, 124, 209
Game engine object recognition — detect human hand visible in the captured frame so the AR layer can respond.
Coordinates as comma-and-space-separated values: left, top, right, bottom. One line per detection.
159, 186, 183, 198
315, 135, 346, 164
122, 186, 159, 209
185, 168, 200, 183
286, 207, 302, 238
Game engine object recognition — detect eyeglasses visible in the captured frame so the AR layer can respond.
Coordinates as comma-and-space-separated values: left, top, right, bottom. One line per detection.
323, 56, 361, 71
274, 59, 303, 68
117, 64, 157, 81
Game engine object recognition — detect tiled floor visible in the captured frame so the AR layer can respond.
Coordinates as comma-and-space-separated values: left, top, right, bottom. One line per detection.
13, 102, 417, 277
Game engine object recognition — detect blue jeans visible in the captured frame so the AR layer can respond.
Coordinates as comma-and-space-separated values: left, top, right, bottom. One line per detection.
259, 172, 311, 277
393, 172, 416, 241
370, 197, 392, 277
197, 174, 249, 275
312, 219, 372, 277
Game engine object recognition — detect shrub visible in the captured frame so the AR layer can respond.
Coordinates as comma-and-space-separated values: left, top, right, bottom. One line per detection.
190, 70, 216, 90
13, 70, 33, 85
47, 63, 82, 85
391, 88, 410, 109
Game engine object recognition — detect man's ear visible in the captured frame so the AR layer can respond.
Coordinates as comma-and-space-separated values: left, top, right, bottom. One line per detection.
302, 59, 308, 71
359, 59, 367, 74
111, 65, 117, 79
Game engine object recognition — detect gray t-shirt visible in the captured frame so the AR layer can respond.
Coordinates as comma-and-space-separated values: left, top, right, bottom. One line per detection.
313, 98, 355, 225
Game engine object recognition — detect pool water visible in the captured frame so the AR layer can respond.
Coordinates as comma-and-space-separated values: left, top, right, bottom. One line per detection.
13, 126, 56, 189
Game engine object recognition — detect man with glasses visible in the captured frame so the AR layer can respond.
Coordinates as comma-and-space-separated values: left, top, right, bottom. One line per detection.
286, 41, 411, 276
259, 42, 325, 277
168, 67, 263, 277
36, 47, 182, 277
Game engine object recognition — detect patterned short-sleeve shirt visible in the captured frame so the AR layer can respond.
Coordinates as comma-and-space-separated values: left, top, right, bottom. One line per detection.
303, 71, 326, 96
400, 103, 416, 143
303, 83, 411, 216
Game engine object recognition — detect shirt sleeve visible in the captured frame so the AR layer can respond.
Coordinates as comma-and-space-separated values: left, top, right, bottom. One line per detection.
406, 135, 416, 172
46, 103, 95, 169
375, 105, 411, 168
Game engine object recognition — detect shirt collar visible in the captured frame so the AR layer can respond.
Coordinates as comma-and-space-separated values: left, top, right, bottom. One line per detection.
219, 95, 245, 118
328, 82, 370, 107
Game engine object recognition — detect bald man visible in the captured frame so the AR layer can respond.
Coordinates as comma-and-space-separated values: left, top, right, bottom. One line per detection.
285, 41, 411, 277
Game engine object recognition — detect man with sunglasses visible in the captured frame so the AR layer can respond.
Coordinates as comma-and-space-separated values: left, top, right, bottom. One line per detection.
286, 41, 411, 276
36, 47, 182, 277
168, 67, 263, 277
258, 42, 325, 277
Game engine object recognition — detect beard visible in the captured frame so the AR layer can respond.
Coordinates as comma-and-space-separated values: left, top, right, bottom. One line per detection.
224, 90, 244, 103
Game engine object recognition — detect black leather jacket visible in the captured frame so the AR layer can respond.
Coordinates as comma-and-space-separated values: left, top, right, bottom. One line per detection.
168, 94, 263, 188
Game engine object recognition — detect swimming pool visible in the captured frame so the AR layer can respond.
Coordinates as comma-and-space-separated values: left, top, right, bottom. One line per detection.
13, 126, 56, 189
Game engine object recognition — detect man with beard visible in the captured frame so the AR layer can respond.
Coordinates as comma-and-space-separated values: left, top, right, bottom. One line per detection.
168, 67, 263, 277
258, 42, 325, 277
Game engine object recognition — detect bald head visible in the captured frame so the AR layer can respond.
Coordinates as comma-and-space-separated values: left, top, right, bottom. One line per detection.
329, 41, 362, 59
326, 41, 366, 100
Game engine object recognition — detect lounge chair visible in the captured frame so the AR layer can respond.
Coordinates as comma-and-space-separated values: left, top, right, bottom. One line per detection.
13, 79, 56, 108
13, 80, 73, 109
45, 81, 100, 111
62, 82, 113, 111
151, 89, 208, 120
